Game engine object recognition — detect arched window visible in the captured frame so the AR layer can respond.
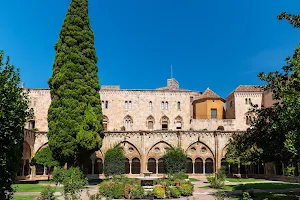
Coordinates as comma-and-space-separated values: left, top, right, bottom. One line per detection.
147, 116, 155, 130
217, 126, 224, 131
245, 98, 248, 104
195, 158, 203, 174
94, 158, 103, 174
101, 101, 104, 108
249, 98, 252, 104
177, 101, 181, 110
129, 101, 132, 109
158, 158, 165, 174
149, 101, 153, 109
187, 158, 193, 173
147, 158, 156, 173
205, 158, 214, 174
125, 101, 128, 109
132, 158, 141, 174
125, 158, 130, 174
165, 101, 168, 110
161, 116, 169, 130
28, 120, 35, 130
103, 116, 109, 131
124, 115, 132, 130
105, 101, 108, 109
161, 101, 164, 110
175, 116, 183, 130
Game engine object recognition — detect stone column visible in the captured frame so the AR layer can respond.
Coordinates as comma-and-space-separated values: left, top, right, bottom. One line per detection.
145, 161, 148, 171
156, 160, 159, 174
129, 160, 132, 174
228, 164, 231, 175
238, 164, 241, 175
43, 166, 47, 176
92, 160, 95, 175
192, 160, 195, 174
203, 161, 206, 174
22, 159, 25, 176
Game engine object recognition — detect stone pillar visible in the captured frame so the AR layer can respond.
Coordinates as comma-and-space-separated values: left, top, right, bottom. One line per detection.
129, 160, 132, 174
203, 161, 206, 174
92, 160, 95, 175
43, 166, 47, 176
156, 160, 159, 174
145, 161, 148, 171
22, 159, 25, 176
238, 164, 241, 175
30, 166, 36, 180
192, 160, 195, 174
228, 164, 231, 175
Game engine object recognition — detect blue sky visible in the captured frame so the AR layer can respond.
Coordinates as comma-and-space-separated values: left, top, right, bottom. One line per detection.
0, 0, 299, 98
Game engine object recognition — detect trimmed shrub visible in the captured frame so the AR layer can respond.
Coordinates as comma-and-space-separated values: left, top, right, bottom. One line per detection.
153, 186, 165, 199
37, 186, 55, 200
104, 145, 125, 176
240, 192, 253, 200
99, 181, 125, 199
62, 167, 88, 199
170, 187, 181, 198
179, 183, 193, 196
124, 184, 131, 199
163, 147, 187, 174
207, 169, 226, 189
131, 185, 145, 199
52, 167, 65, 184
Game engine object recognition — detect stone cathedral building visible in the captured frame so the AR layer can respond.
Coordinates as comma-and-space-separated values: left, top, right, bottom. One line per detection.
19, 78, 270, 180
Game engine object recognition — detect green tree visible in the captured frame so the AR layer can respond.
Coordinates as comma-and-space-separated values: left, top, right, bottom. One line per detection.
31, 146, 59, 180
103, 145, 125, 176
226, 12, 300, 169
163, 147, 187, 174
48, 0, 104, 166
0, 51, 32, 199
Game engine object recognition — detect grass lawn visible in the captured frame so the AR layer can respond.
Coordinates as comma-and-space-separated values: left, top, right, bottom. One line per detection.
230, 192, 300, 200
13, 184, 62, 193
202, 182, 300, 191
12, 196, 37, 200
226, 178, 265, 182
189, 178, 200, 182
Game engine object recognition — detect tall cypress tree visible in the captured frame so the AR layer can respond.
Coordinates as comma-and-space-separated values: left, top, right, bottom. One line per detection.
48, 0, 104, 166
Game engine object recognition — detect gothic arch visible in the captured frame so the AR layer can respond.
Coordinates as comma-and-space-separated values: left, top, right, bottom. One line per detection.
160, 116, 170, 124
118, 141, 141, 160
146, 115, 155, 129
221, 145, 229, 158
185, 141, 214, 160
34, 142, 48, 157
147, 141, 172, 160
103, 115, 109, 123
124, 115, 133, 130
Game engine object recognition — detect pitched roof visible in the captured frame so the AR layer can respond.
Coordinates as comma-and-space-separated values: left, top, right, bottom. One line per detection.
234, 85, 264, 92
197, 88, 225, 102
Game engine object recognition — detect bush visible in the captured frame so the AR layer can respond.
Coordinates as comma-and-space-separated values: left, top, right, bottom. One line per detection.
104, 145, 125, 176
124, 184, 131, 199
52, 167, 65, 184
131, 185, 145, 199
179, 183, 193, 196
153, 186, 165, 199
207, 169, 226, 189
240, 192, 253, 200
88, 194, 101, 200
37, 186, 55, 200
170, 187, 181, 198
169, 171, 188, 181
99, 181, 125, 199
163, 147, 187, 174
62, 167, 88, 199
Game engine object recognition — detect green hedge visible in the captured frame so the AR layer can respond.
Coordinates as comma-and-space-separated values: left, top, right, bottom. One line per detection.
163, 147, 187, 174
103, 145, 125, 176
99, 181, 125, 199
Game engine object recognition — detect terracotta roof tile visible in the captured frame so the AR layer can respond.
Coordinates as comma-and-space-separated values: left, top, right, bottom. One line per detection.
235, 85, 264, 92
199, 88, 222, 99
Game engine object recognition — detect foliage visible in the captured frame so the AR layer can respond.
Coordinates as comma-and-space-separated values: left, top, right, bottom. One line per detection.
48, 0, 104, 166
179, 183, 193, 196
52, 167, 65, 184
240, 192, 253, 200
170, 187, 181, 198
124, 184, 131, 199
226, 12, 300, 168
215, 191, 227, 200
163, 147, 187, 174
62, 167, 88, 200
153, 186, 165, 199
31, 146, 59, 172
98, 181, 125, 199
103, 146, 125, 176
169, 171, 188, 180
207, 169, 226, 189
283, 166, 295, 177
131, 185, 144, 199
37, 186, 55, 200
0, 50, 32, 199
88, 194, 101, 200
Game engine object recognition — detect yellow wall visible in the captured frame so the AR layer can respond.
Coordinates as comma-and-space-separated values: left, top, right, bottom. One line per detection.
194, 99, 226, 119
